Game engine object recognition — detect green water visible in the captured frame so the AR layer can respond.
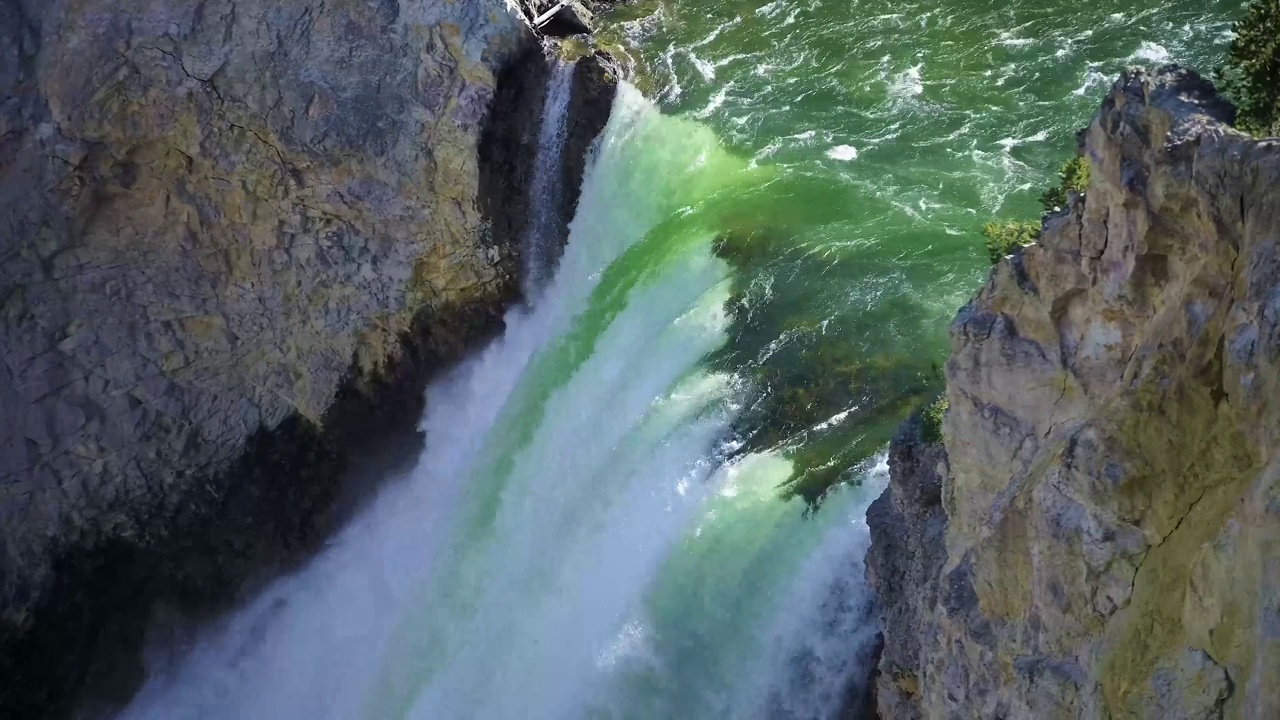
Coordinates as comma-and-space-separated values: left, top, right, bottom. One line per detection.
602, 0, 1240, 499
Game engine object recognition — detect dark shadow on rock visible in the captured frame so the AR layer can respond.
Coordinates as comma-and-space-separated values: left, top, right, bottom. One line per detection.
0, 296, 513, 720
562, 51, 618, 231
540, 5, 593, 37
859, 408, 950, 720
479, 44, 618, 301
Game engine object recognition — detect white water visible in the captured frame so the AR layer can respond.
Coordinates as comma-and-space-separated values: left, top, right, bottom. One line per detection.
523, 59, 577, 294
119, 84, 884, 720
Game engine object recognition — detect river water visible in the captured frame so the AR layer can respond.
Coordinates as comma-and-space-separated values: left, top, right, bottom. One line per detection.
119, 1, 1237, 718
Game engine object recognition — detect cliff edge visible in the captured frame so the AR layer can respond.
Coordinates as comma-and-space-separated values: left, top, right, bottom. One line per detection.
868, 66, 1280, 718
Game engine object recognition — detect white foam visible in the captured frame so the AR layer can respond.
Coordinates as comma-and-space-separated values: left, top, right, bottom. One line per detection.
826, 145, 859, 161
1073, 65, 1110, 96
1130, 41, 1171, 63
888, 63, 924, 100
996, 30, 1035, 48
693, 84, 731, 118
996, 129, 1050, 152
692, 15, 742, 48
688, 50, 717, 82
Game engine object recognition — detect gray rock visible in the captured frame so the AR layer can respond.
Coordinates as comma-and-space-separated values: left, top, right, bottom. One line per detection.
865, 413, 949, 720
869, 66, 1280, 719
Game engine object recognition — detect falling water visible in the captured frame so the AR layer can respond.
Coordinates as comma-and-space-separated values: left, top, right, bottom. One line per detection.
523, 59, 578, 295
117, 81, 885, 720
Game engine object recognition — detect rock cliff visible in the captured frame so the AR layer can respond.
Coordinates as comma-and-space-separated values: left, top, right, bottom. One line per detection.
0, 0, 615, 716
868, 66, 1280, 718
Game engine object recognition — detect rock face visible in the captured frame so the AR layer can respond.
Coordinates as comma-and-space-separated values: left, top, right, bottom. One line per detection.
865, 415, 948, 720
0, 0, 616, 716
563, 51, 617, 232
868, 66, 1280, 718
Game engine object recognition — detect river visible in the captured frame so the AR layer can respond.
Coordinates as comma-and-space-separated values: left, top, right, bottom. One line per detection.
118, 0, 1237, 717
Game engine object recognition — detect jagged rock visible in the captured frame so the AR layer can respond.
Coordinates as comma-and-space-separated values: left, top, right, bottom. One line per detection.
0, 0, 618, 717
545, 2, 595, 37
868, 66, 1280, 719
865, 414, 948, 720
522, 0, 594, 38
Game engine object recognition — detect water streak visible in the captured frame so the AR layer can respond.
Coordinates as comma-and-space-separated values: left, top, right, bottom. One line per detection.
524, 59, 578, 295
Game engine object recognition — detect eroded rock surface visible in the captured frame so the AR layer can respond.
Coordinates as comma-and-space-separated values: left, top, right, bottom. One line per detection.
868, 66, 1280, 718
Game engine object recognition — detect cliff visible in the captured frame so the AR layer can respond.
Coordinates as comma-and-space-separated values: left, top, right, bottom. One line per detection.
868, 66, 1280, 718
0, 0, 614, 716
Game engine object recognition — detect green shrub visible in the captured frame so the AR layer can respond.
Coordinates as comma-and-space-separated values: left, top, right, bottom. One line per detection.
982, 219, 1040, 264
1219, 0, 1280, 136
1038, 155, 1091, 212
920, 394, 948, 444
979, 152, 1088, 264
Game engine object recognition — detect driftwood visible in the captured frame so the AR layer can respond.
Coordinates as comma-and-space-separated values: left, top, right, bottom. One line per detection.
532, 0, 571, 27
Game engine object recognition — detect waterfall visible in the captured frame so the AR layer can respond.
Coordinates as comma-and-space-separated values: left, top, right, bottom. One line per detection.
523, 59, 577, 296
116, 84, 883, 720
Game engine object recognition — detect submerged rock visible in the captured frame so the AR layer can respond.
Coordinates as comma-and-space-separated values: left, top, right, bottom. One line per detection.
868, 65, 1280, 718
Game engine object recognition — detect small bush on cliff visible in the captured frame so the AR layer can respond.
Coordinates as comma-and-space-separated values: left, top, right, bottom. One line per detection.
980, 153, 1091, 264
1220, 0, 1280, 135
1039, 155, 1091, 212
920, 394, 948, 444
982, 219, 1040, 264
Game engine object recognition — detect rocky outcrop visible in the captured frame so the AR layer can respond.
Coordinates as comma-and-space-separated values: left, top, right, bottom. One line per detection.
865, 414, 948, 719
868, 66, 1280, 718
519, 0, 598, 38
0, 0, 616, 717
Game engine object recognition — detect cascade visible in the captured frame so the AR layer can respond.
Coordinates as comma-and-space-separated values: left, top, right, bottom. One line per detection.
117, 78, 884, 720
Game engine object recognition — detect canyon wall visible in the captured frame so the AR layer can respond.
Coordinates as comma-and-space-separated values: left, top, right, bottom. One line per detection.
0, 0, 613, 715
868, 66, 1280, 719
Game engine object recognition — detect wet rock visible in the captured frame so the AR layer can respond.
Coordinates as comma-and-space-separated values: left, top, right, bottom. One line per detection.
522, 0, 596, 38
562, 52, 620, 238
479, 46, 619, 300
542, 2, 595, 37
